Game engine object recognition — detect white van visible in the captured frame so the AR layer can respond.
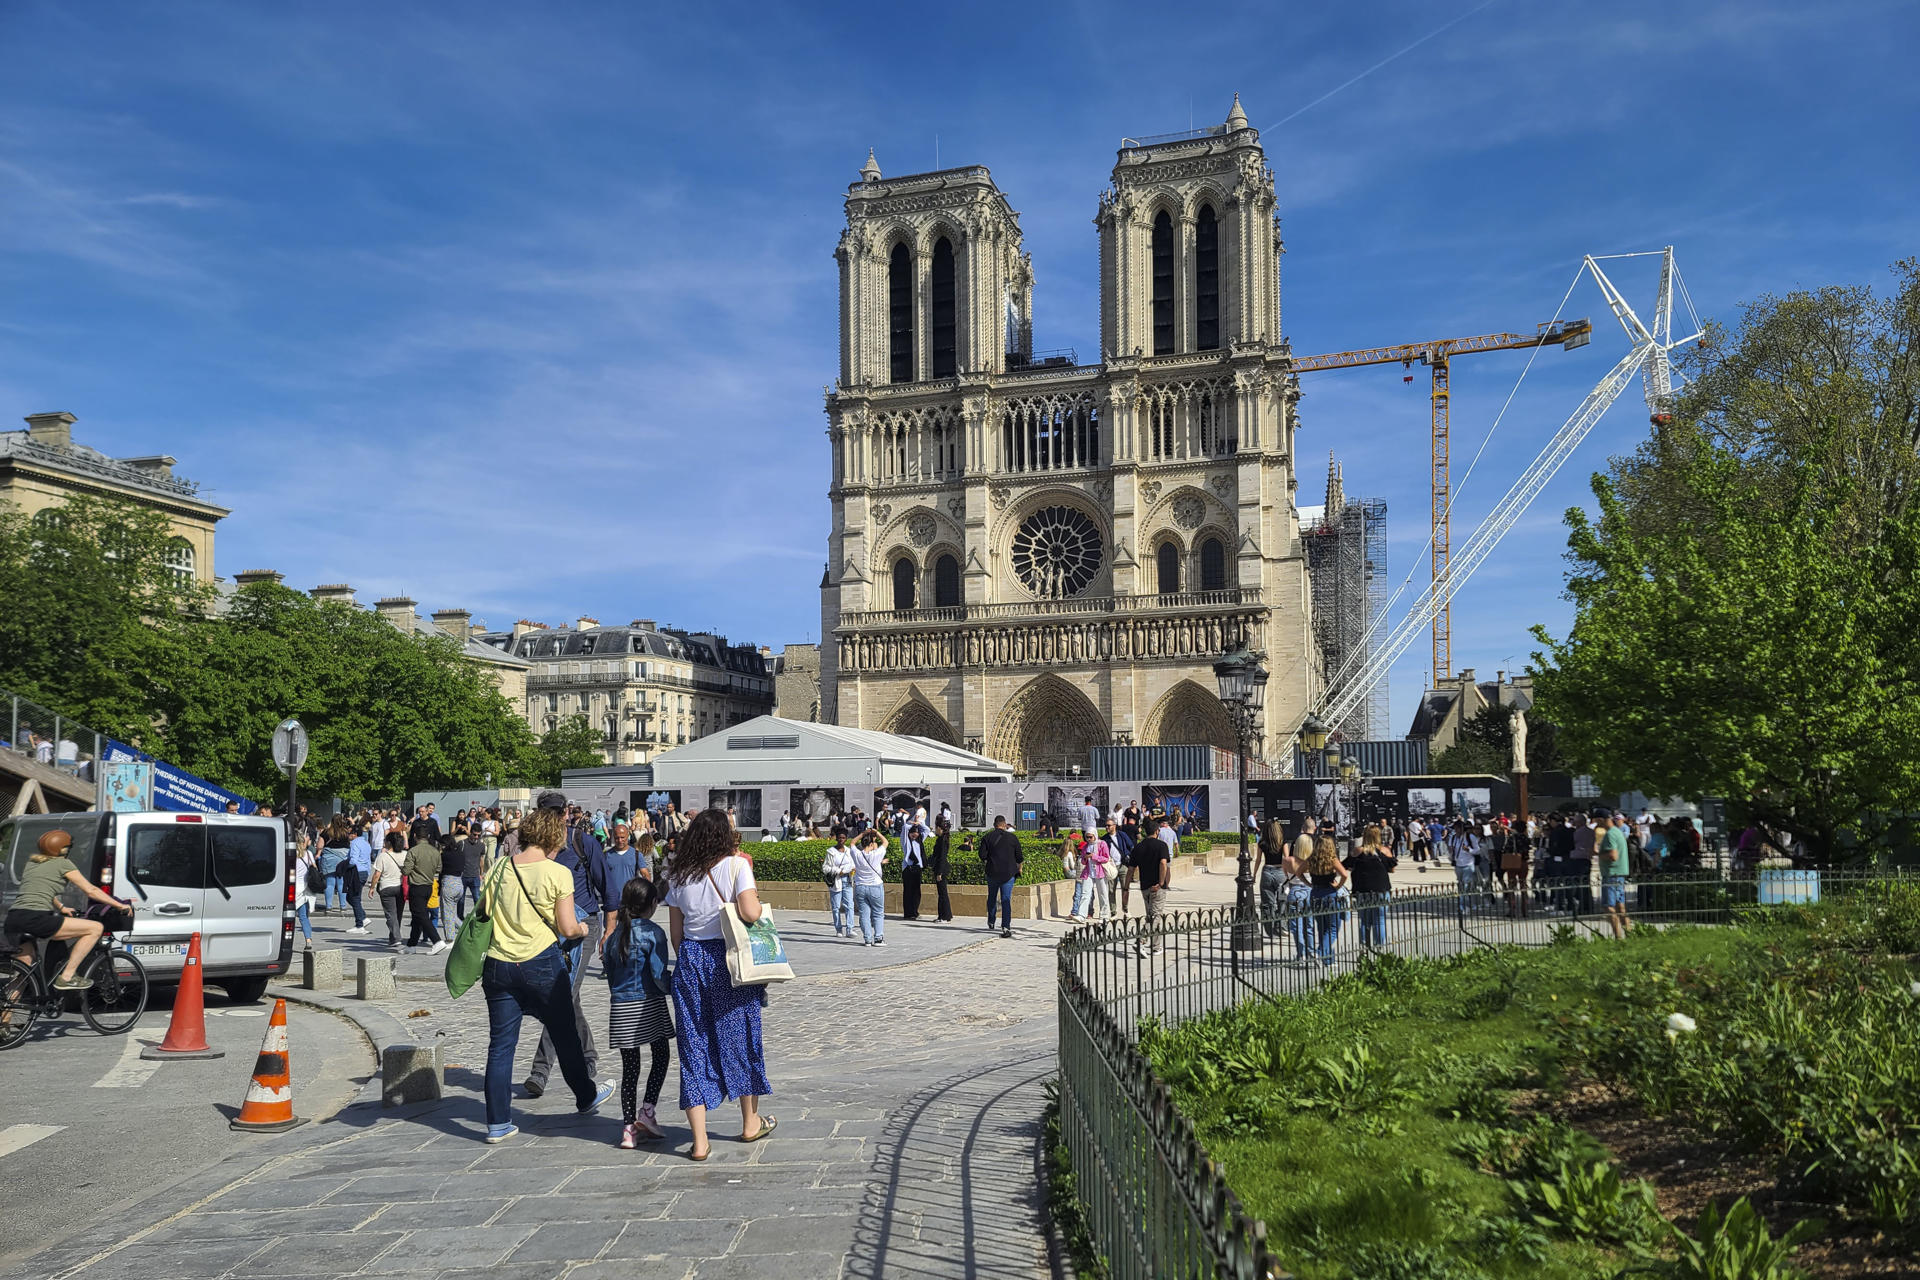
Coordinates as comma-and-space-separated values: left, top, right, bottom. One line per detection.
0, 810, 294, 1003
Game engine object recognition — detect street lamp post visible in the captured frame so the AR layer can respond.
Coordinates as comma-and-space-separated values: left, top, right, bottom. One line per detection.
1213, 645, 1269, 952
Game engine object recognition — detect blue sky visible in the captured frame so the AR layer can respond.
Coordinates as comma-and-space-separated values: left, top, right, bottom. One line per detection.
3, 0, 1914, 734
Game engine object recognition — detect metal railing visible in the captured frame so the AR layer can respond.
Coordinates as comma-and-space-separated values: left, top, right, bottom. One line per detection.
1055, 866, 1913, 1278
1, 686, 107, 788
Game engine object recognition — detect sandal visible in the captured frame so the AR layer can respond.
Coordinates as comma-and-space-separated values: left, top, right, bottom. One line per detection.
742, 1116, 777, 1143
687, 1145, 710, 1161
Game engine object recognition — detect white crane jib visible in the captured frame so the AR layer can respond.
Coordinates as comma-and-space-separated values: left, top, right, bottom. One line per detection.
1294, 248, 1700, 767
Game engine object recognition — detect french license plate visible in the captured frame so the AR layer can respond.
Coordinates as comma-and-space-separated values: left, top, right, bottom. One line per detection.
126, 942, 188, 957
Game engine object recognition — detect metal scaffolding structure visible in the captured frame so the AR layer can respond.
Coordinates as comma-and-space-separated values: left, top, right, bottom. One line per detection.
1301, 455, 1388, 740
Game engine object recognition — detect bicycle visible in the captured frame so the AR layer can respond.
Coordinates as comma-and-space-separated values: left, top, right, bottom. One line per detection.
0, 906, 149, 1050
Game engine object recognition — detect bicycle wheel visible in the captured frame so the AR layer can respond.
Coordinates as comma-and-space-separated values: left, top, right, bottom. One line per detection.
82, 949, 148, 1035
0, 958, 38, 1050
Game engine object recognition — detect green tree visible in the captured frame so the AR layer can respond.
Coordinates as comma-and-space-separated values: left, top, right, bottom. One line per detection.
0, 495, 210, 739
524, 713, 608, 787
1430, 704, 1564, 776
1532, 264, 1920, 862
153, 583, 538, 803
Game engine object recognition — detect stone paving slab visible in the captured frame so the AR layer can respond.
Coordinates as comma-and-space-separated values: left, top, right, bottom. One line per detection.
16, 885, 1101, 1280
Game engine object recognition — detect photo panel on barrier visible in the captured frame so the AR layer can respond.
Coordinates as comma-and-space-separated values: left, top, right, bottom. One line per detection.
1045, 785, 1109, 831
1451, 787, 1492, 818
1142, 784, 1209, 830
1407, 786, 1446, 819
960, 786, 987, 830
789, 787, 844, 833
636, 789, 681, 819
707, 788, 763, 828
874, 787, 929, 822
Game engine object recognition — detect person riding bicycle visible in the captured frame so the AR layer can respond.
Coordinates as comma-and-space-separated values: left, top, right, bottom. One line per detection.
5, 831, 126, 990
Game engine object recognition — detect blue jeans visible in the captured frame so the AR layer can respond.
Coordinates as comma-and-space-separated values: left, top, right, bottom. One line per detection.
986, 878, 1014, 930
1285, 884, 1313, 959
829, 882, 854, 933
1454, 865, 1476, 918
323, 871, 345, 911
853, 883, 885, 942
1071, 877, 1106, 919
481, 946, 595, 1129
295, 900, 313, 943
1357, 892, 1389, 947
1310, 887, 1342, 960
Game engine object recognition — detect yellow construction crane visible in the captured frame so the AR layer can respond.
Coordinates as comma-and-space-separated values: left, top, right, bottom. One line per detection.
1293, 318, 1593, 689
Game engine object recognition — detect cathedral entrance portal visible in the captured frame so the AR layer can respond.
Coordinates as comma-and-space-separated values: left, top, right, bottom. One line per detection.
990, 674, 1107, 775
1141, 679, 1237, 753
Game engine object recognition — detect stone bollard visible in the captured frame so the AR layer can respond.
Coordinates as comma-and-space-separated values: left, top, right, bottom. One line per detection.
356, 956, 396, 1000
301, 947, 343, 992
382, 1043, 444, 1107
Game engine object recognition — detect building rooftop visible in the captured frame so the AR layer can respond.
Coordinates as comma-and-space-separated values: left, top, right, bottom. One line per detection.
2, 412, 227, 513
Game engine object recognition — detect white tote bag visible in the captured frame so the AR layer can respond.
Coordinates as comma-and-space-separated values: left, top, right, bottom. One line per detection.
706, 861, 795, 985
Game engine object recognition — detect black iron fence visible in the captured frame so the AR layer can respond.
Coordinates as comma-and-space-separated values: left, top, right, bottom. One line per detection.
1054, 866, 1909, 1278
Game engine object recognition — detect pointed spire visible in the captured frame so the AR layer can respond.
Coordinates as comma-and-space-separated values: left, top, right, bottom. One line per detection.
860, 148, 882, 183
1226, 93, 1248, 130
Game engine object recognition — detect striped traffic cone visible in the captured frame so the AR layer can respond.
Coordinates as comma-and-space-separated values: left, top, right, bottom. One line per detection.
230, 998, 305, 1132
141, 931, 225, 1060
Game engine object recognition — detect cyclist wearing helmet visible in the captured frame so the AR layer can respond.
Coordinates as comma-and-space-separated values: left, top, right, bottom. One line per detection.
6, 831, 125, 990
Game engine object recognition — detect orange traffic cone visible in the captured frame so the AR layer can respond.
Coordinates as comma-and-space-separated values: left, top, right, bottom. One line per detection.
141, 931, 225, 1060
230, 998, 304, 1132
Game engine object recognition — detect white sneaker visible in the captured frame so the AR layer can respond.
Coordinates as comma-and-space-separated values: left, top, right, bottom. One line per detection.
347, 926, 370, 935
431, 940, 450, 955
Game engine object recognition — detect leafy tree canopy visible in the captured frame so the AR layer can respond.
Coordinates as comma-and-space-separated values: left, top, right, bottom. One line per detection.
0, 495, 211, 740
1532, 262, 1920, 862
525, 713, 608, 787
152, 582, 540, 802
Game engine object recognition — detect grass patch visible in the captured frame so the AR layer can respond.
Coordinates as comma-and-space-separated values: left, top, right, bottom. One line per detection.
1138, 884, 1920, 1278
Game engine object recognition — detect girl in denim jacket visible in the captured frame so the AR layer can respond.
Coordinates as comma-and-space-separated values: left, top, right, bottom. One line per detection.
603, 876, 676, 1147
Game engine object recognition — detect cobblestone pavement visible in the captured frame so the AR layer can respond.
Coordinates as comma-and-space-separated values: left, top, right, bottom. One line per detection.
14, 867, 1180, 1280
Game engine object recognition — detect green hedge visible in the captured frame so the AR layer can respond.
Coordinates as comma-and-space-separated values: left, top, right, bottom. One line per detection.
737, 838, 1067, 886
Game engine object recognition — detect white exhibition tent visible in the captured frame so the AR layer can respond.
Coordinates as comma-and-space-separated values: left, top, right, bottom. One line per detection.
649, 715, 1014, 788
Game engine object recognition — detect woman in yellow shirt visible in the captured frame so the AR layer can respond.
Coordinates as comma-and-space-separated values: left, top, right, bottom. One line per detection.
479, 807, 610, 1143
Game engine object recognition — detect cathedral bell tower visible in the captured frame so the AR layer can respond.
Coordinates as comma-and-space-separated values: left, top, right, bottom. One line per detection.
819, 98, 1315, 773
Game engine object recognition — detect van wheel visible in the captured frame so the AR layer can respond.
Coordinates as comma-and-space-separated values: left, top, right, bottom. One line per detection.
222, 978, 270, 1004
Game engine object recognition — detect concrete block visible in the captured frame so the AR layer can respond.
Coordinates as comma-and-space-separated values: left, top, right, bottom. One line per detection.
356, 955, 396, 1000
381, 1043, 443, 1107
301, 947, 343, 991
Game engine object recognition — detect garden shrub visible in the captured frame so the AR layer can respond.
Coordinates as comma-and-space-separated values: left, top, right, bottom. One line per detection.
739, 839, 1065, 885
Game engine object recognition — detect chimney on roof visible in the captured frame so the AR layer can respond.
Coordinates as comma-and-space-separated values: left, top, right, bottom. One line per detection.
122, 455, 177, 479
512, 619, 544, 639
633, 619, 655, 631
375, 596, 417, 631
577, 616, 599, 632
431, 607, 472, 639
1457, 668, 1475, 686
24, 411, 75, 451
310, 584, 356, 606
233, 569, 285, 588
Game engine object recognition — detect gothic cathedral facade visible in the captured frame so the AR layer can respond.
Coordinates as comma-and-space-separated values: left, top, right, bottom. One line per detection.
820, 98, 1316, 773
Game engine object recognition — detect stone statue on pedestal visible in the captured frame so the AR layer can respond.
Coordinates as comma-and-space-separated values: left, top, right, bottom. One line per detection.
1511, 708, 1529, 775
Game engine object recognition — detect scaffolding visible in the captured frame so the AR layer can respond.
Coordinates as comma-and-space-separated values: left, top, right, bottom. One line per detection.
1302, 455, 1388, 740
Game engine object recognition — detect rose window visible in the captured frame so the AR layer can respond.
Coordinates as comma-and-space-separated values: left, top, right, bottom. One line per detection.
1011, 505, 1102, 599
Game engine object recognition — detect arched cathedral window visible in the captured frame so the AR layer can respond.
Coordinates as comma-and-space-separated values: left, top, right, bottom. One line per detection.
934, 554, 960, 608
889, 243, 914, 382
1156, 542, 1180, 595
931, 237, 956, 378
1196, 205, 1219, 351
1151, 211, 1175, 356
892, 557, 917, 611
1200, 537, 1226, 591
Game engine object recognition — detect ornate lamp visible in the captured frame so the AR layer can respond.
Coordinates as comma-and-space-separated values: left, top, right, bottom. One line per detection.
1213, 645, 1269, 952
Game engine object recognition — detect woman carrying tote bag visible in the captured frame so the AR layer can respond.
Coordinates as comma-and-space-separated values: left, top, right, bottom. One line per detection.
663, 810, 776, 1161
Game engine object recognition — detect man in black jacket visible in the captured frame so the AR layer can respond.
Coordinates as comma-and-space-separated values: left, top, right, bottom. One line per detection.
979, 816, 1024, 939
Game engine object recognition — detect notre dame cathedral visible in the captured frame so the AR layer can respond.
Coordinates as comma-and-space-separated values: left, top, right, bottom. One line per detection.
819, 97, 1316, 773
